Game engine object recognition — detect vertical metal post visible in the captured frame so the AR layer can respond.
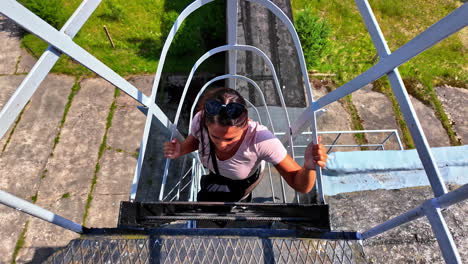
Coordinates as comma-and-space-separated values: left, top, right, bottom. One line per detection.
423, 200, 461, 263
227, 0, 238, 89
356, 0, 447, 197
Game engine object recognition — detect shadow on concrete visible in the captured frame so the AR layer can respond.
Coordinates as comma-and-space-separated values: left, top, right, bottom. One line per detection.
0, 15, 25, 37
27, 246, 64, 263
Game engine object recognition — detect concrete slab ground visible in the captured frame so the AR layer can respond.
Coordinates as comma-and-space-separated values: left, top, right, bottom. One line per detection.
313, 86, 358, 152
436, 85, 468, 144
15, 77, 115, 263
0, 75, 26, 150
410, 95, 450, 147
353, 86, 403, 150
86, 75, 152, 228
328, 185, 467, 263
0, 15, 22, 75
0, 74, 73, 264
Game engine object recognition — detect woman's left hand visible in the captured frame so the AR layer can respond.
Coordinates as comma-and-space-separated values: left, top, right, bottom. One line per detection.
304, 136, 327, 170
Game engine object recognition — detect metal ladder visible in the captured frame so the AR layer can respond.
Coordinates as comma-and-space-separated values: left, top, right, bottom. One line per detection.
0, 0, 467, 263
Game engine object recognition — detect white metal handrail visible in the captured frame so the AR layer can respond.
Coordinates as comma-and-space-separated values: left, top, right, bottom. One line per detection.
0, 0, 466, 263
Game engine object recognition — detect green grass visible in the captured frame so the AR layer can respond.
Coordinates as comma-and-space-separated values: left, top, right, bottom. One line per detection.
291, 0, 465, 86
20, 0, 226, 76
291, 0, 466, 146
61, 192, 71, 199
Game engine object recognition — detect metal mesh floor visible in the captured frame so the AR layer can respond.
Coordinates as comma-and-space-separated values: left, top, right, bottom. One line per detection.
46, 235, 366, 264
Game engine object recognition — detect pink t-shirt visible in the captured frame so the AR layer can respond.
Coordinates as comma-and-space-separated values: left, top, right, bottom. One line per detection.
191, 112, 287, 180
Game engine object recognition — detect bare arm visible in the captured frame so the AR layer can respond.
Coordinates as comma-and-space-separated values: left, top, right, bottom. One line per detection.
163, 135, 199, 159
273, 141, 327, 193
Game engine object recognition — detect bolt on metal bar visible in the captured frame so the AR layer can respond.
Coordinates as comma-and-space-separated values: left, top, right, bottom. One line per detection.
0, 190, 83, 233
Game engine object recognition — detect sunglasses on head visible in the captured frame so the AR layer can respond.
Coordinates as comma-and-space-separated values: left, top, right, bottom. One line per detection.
204, 100, 246, 119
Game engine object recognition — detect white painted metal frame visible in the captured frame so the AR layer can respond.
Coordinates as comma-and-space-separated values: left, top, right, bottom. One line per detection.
0, 1, 466, 261
156, 44, 297, 201
0, 0, 101, 140
352, 1, 466, 262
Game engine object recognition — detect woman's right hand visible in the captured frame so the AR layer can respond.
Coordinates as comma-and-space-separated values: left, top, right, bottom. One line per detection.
163, 139, 182, 159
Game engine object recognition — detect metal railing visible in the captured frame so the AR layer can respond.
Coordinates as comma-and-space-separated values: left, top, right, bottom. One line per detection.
0, 0, 466, 263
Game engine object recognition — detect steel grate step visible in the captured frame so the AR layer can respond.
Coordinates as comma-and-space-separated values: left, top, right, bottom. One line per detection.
45, 230, 366, 263
118, 201, 330, 230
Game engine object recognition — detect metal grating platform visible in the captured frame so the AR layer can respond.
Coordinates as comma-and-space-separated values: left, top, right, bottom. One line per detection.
45, 235, 366, 263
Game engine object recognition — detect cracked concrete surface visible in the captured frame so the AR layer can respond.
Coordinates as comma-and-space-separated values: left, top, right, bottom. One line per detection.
0, 7, 465, 264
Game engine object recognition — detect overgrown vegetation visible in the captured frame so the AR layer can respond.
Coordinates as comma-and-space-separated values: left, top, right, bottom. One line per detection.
295, 9, 331, 69
20, 0, 225, 76
18, 0, 66, 28
292, 0, 465, 146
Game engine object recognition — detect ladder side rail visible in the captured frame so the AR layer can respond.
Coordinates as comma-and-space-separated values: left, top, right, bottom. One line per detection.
0, 190, 83, 233
159, 45, 295, 201
0, 0, 102, 140
356, 0, 448, 197
247, 0, 326, 202
227, 0, 238, 89
135, 0, 215, 200
187, 74, 284, 203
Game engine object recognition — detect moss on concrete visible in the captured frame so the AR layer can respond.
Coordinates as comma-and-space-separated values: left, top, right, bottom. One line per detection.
82, 88, 119, 226
10, 221, 28, 264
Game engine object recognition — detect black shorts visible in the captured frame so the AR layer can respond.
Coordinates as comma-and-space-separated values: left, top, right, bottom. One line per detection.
197, 168, 261, 202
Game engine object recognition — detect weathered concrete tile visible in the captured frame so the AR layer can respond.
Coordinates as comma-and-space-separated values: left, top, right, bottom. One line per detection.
0, 16, 22, 75
2, 74, 75, 156
105, 75, 153, 153
0, 75, 25, 114
15, 194, 86, 263
125, 75, 153, 105
313, 86, 358, 152
36, 78, 115, 198
353, 87, 403, 150
15, 78, 115, 262
91, 150, 135, 196
410, 96, 450, 147
16, 48, 37, 74
0, 74, 73, 263
0, 75, 26, 149
0, 207, 28, 264
86, 193, 127, 228
106, 103, 146, 154
436, 86, 468, 144
328, 186, 467, 263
